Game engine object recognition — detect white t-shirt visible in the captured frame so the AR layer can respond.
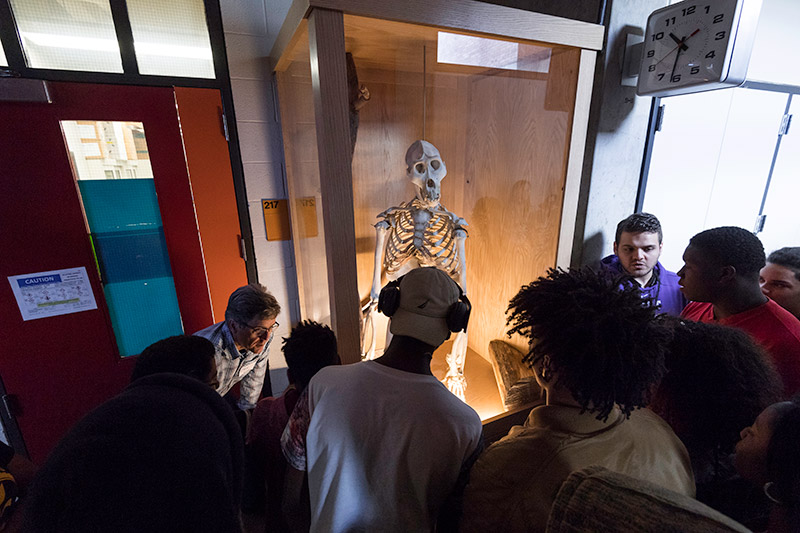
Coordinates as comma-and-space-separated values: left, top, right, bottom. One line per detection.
282, 361, 483, 532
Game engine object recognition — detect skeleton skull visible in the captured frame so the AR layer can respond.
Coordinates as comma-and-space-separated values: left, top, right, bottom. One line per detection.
405, 140, 447, 207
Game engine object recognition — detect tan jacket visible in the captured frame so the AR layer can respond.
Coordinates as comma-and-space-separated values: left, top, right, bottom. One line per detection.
461, 405, 695, 533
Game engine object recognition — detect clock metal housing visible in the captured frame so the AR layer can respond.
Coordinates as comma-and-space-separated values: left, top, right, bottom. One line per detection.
637, 0, 762, 97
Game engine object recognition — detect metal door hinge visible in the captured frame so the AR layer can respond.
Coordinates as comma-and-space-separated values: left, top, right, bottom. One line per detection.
221, 109, 229, 141
655, 104, 666, 132
754, 214, 767, 233
1, 394, 20, 418
238, 236, 247, 261
779, 114, 792, 136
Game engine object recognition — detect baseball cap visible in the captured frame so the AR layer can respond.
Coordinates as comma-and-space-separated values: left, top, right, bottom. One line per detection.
389, 267, 461, 347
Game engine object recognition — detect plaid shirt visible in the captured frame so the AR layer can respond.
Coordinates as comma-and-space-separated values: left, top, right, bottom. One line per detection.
194, 321, 273, 410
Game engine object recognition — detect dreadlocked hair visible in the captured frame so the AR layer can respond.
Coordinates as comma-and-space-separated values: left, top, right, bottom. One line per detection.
506, 267, 671, 421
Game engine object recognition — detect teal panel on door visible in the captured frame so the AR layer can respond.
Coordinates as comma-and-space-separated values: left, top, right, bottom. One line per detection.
77, 179, 162, 233
103, 278, 184, 356
76, 178, 184, 357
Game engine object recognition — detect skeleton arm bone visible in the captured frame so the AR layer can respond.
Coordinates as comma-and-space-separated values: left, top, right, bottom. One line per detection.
370, 221, 390, 302
455, 227, 467, 295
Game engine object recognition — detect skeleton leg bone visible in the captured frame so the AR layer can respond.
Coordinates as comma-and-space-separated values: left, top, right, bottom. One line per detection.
444, 330, 468, 401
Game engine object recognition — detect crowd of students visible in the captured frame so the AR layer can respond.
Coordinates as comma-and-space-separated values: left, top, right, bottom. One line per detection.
2, 223, 800, 533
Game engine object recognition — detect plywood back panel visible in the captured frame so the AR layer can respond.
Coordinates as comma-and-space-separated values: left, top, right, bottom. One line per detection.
349, 41, 581, 360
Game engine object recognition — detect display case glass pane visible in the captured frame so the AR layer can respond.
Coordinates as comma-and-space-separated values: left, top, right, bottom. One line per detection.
10, 0, 123, 73
275, 24, 332, 326
277, 15, 582, 420
345, 16, 581, 420
126, 0, 215, 78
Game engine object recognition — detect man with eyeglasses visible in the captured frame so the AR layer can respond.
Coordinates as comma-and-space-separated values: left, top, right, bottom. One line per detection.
194, 283, 281, 411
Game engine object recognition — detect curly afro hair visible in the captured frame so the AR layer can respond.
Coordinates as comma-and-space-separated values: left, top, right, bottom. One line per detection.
689, 226, 766, 277
282, 320, 339, 390
506, 267, 671, 421
651, 319, 782, 480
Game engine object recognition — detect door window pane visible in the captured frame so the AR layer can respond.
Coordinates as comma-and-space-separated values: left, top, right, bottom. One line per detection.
759, 96, 800, 255
61, 120, 184, 356
0, 38, 7, 66
10, 0, 123, 73
126, 0, 215, 78
642, 88, 788, 271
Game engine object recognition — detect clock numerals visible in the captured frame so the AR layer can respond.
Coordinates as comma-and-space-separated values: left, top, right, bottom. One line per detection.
638, 0, 754, 96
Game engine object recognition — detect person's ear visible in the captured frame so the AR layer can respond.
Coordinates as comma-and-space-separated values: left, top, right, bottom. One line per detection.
719, 265, 737, 284
613, 242, 619, 255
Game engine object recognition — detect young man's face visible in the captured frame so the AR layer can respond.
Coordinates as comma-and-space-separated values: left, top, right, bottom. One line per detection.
760, 262, 800, 319
677, 245, 718, 302
613, 231, 662, 285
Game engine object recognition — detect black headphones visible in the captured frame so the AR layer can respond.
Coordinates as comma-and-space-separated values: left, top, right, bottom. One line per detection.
378, 273, 471, 333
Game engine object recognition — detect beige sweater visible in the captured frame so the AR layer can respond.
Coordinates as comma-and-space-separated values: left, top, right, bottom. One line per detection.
461, 405, 695, 533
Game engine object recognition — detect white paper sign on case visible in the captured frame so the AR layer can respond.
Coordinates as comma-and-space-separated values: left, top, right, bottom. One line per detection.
8, 267, 98, 321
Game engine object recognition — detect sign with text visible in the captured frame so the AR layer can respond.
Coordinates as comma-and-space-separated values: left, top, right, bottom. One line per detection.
296, 197, 319, 238
262, 199, 291, 241
8, 267, 98, 321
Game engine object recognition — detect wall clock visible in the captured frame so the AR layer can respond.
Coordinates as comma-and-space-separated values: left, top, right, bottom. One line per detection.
637, 0, 762, 97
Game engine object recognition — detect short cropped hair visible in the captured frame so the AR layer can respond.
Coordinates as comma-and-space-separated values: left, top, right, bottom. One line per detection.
282, 320, 339, 390
225, 283, 280, 325
615, 212, 663, 243
131, 335, 216, 384
689, 226, 766, 276
506, 267, 671, 421
767, 247, 800, 281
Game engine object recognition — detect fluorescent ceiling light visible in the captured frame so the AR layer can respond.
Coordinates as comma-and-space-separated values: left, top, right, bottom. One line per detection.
21, 32, 212, 60
437, 31, 551, 74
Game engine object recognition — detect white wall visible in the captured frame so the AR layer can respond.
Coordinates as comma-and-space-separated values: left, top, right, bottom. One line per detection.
574, 0, 669, 266
748, 0, 800, 86
219, 0, 294, 394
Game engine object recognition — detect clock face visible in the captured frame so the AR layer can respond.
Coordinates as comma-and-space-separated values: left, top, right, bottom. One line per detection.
638, 0, 740, 95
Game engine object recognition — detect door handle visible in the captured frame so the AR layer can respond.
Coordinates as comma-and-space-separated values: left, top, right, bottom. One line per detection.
1, 394, 21, 418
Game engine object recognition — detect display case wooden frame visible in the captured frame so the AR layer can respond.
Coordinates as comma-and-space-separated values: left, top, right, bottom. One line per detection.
270, 0, 603, 419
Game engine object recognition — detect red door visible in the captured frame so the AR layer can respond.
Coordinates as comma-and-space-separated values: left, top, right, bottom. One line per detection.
0, 82, 223, 462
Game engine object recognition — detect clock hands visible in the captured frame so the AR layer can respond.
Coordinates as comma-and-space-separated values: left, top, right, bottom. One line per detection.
669, 32, 688, 51
655, 28, 701, 67
671, 44, 683, 79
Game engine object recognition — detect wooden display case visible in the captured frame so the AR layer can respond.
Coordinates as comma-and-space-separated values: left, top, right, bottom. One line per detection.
270, 0, 603, 421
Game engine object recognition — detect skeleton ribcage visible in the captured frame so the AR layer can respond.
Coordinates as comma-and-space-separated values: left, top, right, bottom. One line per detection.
383, 207, 460, 277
